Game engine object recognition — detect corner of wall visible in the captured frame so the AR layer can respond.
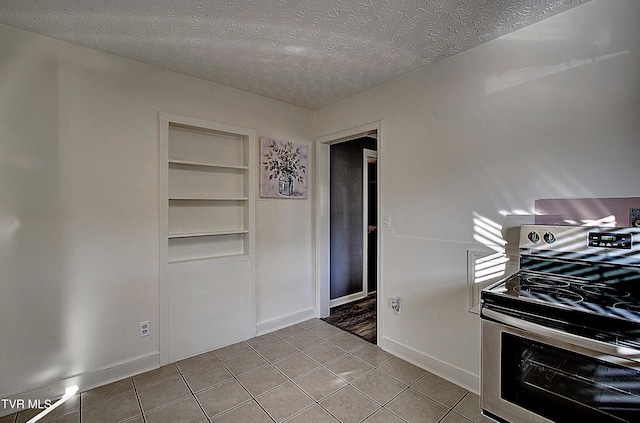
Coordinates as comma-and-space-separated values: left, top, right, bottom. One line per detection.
378, 336, 480, 395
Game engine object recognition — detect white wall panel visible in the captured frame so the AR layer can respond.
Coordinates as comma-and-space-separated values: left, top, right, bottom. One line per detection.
0, 24, 313, 405
255, 198, 315, 329
316, 0, 640, 392
168, 262, 252, 362
0, 30, 66, 396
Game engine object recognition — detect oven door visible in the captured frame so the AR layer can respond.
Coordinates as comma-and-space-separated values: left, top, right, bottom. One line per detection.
481, 308, 640, 423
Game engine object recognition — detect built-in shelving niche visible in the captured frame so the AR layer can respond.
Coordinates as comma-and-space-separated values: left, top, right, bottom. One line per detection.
165, 120, 253, 263
159, 112, 256, 364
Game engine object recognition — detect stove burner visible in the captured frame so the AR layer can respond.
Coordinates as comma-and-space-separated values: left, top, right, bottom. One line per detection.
613, 302, 640, 313
523, 277, 570, 288
520, 287, 584, 304
579, 285, 631, 298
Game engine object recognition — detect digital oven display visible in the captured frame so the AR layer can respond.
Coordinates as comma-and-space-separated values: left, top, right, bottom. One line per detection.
588, 232, 632, 249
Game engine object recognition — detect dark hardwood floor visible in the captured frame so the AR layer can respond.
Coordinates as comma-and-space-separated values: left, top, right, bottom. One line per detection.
322, 294, 376, 344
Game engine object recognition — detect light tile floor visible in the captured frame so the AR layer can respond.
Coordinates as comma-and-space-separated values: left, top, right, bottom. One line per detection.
2, 319, 481, 423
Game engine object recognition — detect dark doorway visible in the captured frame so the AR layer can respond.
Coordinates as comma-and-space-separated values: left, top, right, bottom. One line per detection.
327, 136, 377, 342
365, 151, 377, 295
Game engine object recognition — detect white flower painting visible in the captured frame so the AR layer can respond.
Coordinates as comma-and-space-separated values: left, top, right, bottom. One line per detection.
259, 137, 308, 198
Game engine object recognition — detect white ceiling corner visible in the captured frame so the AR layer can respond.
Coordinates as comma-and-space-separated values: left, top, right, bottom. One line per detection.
0, 0, 589, 110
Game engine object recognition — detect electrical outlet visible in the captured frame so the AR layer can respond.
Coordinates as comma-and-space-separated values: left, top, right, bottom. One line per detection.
139, 321, 150, 337
630, 208, 640, 228
391, 297, 402, 315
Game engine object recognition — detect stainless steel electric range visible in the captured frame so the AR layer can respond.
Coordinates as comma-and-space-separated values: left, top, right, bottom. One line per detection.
481, 224, 640, 423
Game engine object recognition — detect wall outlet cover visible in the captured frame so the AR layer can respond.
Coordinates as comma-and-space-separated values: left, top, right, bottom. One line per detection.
139, 321, 150, 337
391, 297, 402, 315
630, 208, 640, 228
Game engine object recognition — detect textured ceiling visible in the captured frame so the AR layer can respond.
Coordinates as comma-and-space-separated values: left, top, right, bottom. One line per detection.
0, 0, 588, 110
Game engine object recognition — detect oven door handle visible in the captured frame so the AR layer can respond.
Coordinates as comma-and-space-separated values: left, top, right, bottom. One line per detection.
482, 308, 640, 362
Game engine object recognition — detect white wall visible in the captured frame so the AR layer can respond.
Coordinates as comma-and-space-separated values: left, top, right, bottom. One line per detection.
0, 24, 314, 404
316, 0, 640, 392
2, 0, 638, 407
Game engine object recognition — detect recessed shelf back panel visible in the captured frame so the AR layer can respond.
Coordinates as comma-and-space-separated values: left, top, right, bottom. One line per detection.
169, 200, 245, 235
169, 165, 245, 199
168, 233, 246, 263
168, 125, 245, 167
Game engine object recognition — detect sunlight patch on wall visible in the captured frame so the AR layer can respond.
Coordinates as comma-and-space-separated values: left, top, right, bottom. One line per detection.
563, 214, 617, 227
485, 51, 629, 94
473, 213, 507, 255
473, 252, 510, 283
499, 209, 536, 216
0, 214, 21, 240
468, 212, 511, 313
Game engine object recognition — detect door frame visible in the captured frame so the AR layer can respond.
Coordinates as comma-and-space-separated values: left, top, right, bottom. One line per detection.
363, 148, 378, 298
315, 121, 382, 334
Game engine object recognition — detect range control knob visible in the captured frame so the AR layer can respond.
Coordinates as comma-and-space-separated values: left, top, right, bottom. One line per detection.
544, 232, 556, 244
528, 231, 540, 243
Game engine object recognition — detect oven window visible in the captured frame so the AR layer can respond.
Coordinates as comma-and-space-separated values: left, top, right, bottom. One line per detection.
502, 333, 640, 422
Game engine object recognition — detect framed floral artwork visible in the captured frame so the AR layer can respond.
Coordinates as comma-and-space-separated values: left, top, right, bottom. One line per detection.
259, 137, 308, 198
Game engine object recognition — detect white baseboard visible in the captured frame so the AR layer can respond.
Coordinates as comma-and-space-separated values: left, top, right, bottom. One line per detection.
329, 291, 366, 308
378, 337, 480, 395
256, 308, 316, 336
0, 352, 159, 418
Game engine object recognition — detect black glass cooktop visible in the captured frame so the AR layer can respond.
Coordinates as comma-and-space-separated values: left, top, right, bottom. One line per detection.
486, 271, 640, 322
485, 255, 640, 319
482, 272, 640, 350
481, 256, 640, 347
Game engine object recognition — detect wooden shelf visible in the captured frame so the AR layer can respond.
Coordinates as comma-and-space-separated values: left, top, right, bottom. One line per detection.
169, 159, 248, 170
168, 252, 249, 265
169, 230, 249, 239
169, 197, 249, 201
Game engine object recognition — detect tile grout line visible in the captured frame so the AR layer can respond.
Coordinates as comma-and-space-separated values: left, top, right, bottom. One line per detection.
131, 376, 149, 423
305, 325, 395, 422
231, 323, 354, 422
279, 323, 400, 423
252, 325, 332, 423
175, 365, 214, 423
214, 345, 279, 423
437, 391, 474, 423
275, 324, 338, 422
316, 324, 424, 423
315, 383, 384, 423
79, 388, 82, 423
